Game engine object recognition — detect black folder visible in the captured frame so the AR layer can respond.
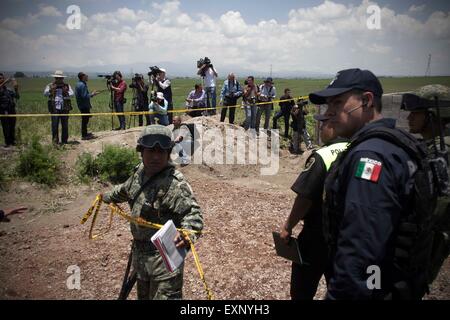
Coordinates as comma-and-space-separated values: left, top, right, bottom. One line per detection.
272, 232, 303, 265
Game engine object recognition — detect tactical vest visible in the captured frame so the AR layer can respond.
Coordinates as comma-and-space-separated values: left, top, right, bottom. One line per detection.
0, 87, 15, 113
315, 142, 349, 171
323, 126, 443, 300
47, 83, 72, 113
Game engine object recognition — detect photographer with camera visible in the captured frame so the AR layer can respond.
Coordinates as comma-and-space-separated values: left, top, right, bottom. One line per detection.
242, 76, 259, 131
44, 70, 74, 145
185, 83, 206, 118
256, 77, 276, 134
220, 73, 242, 124
129, 73, 150, 126
0, 73, 19, 148
75, 72, 99, 140
273, 88, 295, 138
109, 71, 127, 130
150, 67, 173, 124
149, 92, 169, 126
197, 57, 218, 116
290, 99, 313, 154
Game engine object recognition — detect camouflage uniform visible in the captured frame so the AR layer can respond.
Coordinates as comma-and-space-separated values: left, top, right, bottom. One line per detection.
403, 84, 450, 244
103, 125, 203, 300
407, 84, 450, 157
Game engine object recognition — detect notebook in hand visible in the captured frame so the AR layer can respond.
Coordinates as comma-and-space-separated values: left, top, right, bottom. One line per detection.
272, 232, 303, 265
151, 220, 187, 272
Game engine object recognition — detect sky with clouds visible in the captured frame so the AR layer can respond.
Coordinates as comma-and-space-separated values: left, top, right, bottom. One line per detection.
0, 0, 449, 77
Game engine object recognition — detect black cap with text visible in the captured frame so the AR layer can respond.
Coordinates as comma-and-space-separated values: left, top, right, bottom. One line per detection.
309, 68, 383, 105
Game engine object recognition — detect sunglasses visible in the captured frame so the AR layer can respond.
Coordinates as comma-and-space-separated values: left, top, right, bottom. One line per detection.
137, 134, 174, 150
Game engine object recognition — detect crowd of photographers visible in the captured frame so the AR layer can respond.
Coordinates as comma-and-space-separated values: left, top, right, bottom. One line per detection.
1, 57, 314, 155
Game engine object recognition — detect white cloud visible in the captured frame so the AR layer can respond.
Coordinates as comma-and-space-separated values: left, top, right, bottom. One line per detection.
36, 5, 62, 18
219, 11, 247, 38
0, 5, 61, 30
408, 4, 426, 13
0, 0, 449, 76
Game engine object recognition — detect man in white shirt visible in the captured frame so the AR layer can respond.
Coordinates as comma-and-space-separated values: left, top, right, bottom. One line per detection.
149, 92, 169, 126
168, 115, 193, 166
197, 58, 218, 116
44, 70, 74, 145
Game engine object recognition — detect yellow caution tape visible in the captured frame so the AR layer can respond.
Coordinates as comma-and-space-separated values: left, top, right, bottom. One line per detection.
0, 96, 309, 118
81, 194, 213, 300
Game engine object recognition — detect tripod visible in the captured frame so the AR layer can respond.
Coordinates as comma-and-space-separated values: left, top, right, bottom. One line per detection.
127, 87, 138, 129
107, 81, 115, 130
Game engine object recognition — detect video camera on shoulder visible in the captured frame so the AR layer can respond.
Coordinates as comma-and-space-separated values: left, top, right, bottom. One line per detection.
197, 57, 211, 69
148, 66, 161, 77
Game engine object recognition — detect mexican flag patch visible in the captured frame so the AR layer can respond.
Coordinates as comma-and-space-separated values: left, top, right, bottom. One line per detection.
355, 158, 382, 182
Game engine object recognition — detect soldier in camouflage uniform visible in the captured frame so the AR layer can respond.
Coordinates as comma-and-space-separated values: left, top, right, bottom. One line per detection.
401, 85, 450, 282
102, 124, 203, 300
401, 84, 450, 155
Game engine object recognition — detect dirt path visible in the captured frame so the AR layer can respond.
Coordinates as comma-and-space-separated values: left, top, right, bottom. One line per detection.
0, 117, 448, 300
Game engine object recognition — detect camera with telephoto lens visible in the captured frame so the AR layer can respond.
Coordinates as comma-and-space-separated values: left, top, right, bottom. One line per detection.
148, 66, 161, 77
132, 73, 144, 82
98, 74, 119, 86
297, 98, 308, 107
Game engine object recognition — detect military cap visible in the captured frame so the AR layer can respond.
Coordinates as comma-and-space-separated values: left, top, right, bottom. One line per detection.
136, 124, 174, 151
401, 84, 450, 118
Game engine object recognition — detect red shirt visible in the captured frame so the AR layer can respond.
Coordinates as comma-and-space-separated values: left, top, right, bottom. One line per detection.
114, 80, 127, 102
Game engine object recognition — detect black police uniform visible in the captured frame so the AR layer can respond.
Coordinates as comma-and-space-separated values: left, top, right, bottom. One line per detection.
290, 138, 348, 300
0, 86, 18, 146
324, 118, 414, 299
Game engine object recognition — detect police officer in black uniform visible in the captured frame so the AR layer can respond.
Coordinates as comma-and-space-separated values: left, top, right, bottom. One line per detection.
310, 68, 419, 299
281, 113, 348, 299
0, 73, 19, 148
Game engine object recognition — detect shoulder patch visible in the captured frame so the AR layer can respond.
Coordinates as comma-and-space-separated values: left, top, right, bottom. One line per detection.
303, 156, 316, 172
355, 157, 382, 183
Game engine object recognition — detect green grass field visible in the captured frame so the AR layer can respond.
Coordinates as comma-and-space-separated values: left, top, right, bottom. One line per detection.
6, 76, 450, 144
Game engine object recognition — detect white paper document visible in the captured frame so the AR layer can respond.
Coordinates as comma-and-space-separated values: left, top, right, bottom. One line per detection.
151, 220, 187, 272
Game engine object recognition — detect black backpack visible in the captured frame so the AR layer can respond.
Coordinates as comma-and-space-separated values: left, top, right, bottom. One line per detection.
346, 126, 449, 299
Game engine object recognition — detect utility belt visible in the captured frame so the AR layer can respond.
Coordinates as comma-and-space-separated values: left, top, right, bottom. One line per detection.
133, 239, 158, 253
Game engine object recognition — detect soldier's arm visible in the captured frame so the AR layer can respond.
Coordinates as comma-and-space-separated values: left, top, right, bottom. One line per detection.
102, 174, 135, 204
326, 150, 405, 300
165, 179, 204, 242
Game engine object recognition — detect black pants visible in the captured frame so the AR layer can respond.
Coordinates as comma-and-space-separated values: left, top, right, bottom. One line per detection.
273, 111, 291, 137
114, 101, 126, 129
290, 231, 330, 300
0, 108, 16, 146
51, 110, 69, 144
80, 109, 91, 138
220, 99, 237, 124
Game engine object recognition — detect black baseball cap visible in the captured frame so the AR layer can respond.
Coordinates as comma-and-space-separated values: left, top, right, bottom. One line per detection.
309, 68, 383, 105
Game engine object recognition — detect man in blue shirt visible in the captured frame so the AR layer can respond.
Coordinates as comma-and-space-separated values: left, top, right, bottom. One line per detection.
220, 73, 242, 124
75, 72, 99, 140
310, 68, 419, 299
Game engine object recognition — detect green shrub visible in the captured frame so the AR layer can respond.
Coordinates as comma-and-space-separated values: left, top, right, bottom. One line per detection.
96, 145, 140, 184
75, 152, 99, 183
76, 145, 140, 184
15, 137, 59, 186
